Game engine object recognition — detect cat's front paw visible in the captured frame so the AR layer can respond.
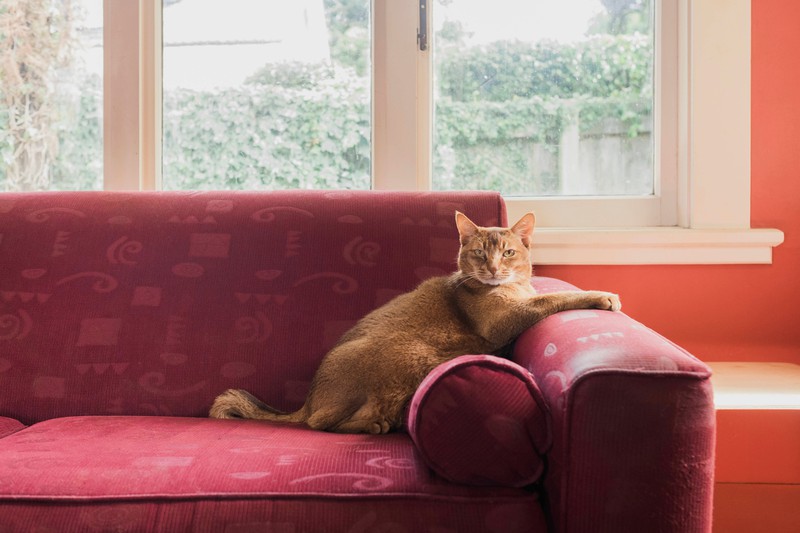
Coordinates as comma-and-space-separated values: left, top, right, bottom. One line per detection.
587, 291, 622, 312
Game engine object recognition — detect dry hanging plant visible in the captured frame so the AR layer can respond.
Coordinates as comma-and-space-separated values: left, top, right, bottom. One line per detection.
0, 0, 75, 191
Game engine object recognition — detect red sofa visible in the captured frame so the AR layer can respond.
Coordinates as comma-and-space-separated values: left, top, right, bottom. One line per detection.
0, 191, 715, 532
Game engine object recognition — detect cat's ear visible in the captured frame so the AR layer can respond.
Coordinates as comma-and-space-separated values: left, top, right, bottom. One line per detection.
510, 212, 536, 247
455, 211, 480, 243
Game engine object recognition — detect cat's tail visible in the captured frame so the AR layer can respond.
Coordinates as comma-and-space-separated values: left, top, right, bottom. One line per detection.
209, 388, 307, 424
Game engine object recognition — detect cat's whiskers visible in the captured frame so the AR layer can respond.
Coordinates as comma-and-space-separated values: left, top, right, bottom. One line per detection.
476, 268, 518, 286
454, 272, 481, 288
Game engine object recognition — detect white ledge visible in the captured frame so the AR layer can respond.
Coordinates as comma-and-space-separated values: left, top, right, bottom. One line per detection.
532, 227, 785, 265
709, 362, 800, 410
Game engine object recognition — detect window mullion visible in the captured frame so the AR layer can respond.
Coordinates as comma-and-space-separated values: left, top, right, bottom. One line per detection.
657, 0, 679, 226
140, 0, 162, 191
103, 0, 161, 191
372, 0, 427, 190
415, 0, 433, 190
103, 0, 140, 190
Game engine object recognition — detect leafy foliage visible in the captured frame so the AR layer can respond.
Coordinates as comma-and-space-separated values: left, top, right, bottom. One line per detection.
588, 0, 651, 36
51, 74, 103, 190
437, 35, 651, 102
433, 35, 652, 194
2, 0, 652, 194
323, 0, 369, 76
0, 0, 77, 191
162, 67, 370, 190
160, 34, 651, 192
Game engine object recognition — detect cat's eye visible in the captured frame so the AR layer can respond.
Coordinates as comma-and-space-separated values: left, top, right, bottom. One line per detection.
473, 249, 485, 257
503, 249, 516, 258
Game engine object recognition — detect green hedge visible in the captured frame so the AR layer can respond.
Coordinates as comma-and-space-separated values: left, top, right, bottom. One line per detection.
2, 35, 652, 192
162, 68, 371, 190
437, 35, 651, 101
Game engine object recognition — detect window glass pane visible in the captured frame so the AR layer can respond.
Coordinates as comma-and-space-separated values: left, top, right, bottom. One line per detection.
1, 0, 103, 191
432, 0, 653, 196
162, 0, 371, 190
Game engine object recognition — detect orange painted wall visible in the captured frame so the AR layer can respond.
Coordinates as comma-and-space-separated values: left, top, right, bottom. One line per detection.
538, 0, 800, 365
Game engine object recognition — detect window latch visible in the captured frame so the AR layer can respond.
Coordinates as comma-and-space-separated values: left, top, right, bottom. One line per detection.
418, 0, 428, 51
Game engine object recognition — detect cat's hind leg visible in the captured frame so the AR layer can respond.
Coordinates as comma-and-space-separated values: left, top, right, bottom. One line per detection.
335, 417, 391, 435
329, 400, 392, 434
305, 407, 353, 432
303, 388, 367, 432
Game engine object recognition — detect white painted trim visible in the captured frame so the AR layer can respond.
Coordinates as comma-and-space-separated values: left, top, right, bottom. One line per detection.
415, 0, 433, 190
709, 362, 800, 410
683, 0, 751, 229
118, 0, 781, 265
372, 0, 421, 190
103, 0, 140, 191
510, 0, 783, 264
656, 0, 679, 226
532, 227, 784, 265
103, 0, 161, 191
139, 0, 162, 191
473, 0, 676, 228
506, 196, 663, 228
504, 0, 754, 233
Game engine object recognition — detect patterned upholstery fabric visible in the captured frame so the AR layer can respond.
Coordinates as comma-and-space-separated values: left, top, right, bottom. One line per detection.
0, 416, 545, 532
0, 190, 715, 532
408, 354, 550, 487
515, 277, 716, 533
0, 190, 504, 423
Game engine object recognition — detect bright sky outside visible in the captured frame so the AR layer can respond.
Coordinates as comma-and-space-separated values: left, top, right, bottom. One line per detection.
439, 0, 605, 44
76, 0, 607, 88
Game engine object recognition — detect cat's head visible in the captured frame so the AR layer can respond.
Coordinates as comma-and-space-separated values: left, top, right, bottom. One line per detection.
455, 211, 535, 286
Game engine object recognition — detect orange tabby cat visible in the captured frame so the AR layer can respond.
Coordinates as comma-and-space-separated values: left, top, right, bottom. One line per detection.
209, 211, 621, 433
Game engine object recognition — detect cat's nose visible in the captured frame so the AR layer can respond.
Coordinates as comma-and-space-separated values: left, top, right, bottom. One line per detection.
487, 263, 499, 275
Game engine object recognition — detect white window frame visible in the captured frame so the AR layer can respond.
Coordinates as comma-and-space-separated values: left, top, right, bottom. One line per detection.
103, 0, 161, 190
104, 0, 782, 265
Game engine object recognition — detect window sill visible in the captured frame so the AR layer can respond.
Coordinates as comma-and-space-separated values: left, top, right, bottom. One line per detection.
532, 227, 785, 265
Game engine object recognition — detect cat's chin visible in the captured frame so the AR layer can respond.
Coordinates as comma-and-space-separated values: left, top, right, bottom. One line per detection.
480, 277, 511, 286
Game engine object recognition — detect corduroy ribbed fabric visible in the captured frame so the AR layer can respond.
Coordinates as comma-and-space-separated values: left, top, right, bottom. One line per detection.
0, 191, 715, 532
408, 354, 551, 487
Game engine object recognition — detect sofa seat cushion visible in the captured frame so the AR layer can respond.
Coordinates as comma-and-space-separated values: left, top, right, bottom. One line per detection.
0, 416, 546, 532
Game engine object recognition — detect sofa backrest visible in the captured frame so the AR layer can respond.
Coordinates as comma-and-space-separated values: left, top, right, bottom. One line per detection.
0, 190, 505, 423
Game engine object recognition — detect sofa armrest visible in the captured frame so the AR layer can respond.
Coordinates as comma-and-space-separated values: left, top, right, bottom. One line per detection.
511, 277, 716, 533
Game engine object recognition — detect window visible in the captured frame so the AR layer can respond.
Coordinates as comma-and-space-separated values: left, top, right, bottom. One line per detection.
372, 0, 673, 229
373, 0, 781, 263
426, 0, 671, 232
161, 0, 371, 191
431, 0, 654, 198
0, 0, 782, 264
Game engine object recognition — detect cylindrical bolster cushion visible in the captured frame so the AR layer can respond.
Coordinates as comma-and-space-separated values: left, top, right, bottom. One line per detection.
407, 355, 551, 487
0, 417, 25, 439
